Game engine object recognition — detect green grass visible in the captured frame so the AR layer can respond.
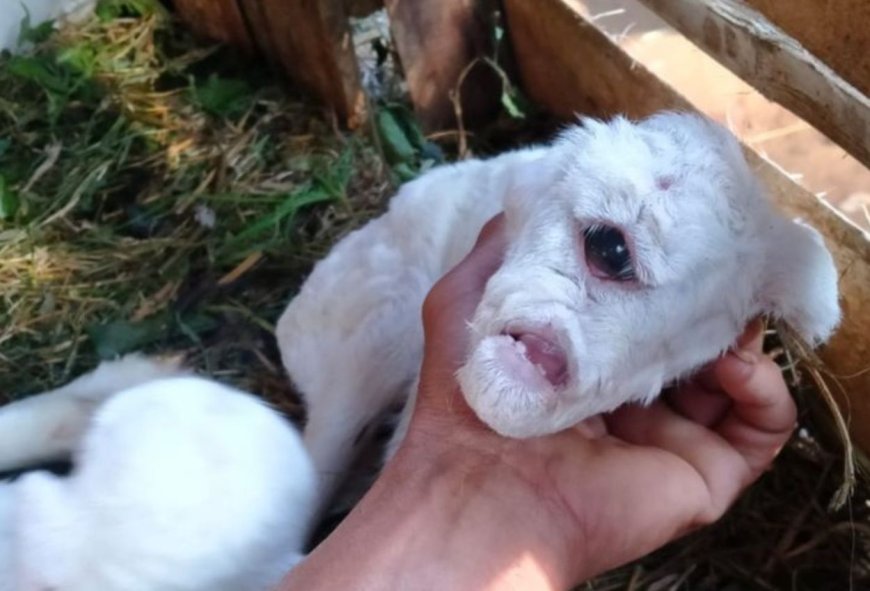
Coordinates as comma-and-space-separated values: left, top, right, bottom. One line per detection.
0, 0, 394, 403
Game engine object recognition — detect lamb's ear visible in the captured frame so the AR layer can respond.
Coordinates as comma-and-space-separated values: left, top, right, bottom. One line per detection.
760, 218, 841, 345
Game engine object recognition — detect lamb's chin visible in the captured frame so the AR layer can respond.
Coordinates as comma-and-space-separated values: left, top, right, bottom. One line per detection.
456, 335, 566, 438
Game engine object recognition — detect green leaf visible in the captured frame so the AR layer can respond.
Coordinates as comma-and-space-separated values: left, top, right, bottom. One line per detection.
17, 8, 55, 47
0, 176, 20, 221
224, 185, 334, 251
0, 138, 11, 161
57, 44, 99, 78
393, 162, 419, 182
174, 312, 219, 346
376, 108, 416, 166
88, 315, 170, 359
95, 0, 161, 21
191, 74, 253, 118
87, 312, 220, 359
419, 140, 444, 164
314, 145, 354, 200
390, 105, 427, 150
501, 90, 526, 119
8, 55, 66, 93
6, 52, 97, 122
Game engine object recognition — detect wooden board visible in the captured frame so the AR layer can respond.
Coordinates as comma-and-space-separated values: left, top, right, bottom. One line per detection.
744, 0, 870, 98
172, 0, 365, 127
384, 0, 501, 131
239, 0, 366, 128
172, 0, 253, 52
345, 0, 383, 18
635, 0, 870, 171
503, 0, 870, 452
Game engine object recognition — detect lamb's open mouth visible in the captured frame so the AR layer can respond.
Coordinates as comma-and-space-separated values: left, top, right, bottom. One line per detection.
500, 328, 570, 389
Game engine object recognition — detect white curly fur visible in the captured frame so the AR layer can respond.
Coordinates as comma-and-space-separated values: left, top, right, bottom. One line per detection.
0, 355, 316, 591
277, 111, 840, 504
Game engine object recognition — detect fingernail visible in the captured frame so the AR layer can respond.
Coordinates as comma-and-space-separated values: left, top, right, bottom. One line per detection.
732, 347, 758, 365
737, 317, 765, 348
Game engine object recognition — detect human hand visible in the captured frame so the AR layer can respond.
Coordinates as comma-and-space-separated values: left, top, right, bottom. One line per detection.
400, 214, 797, 586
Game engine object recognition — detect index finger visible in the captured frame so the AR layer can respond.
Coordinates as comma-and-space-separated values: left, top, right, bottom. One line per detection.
712, 349, 797, 475
420, 214, 507, 374
665, 318, 766, 426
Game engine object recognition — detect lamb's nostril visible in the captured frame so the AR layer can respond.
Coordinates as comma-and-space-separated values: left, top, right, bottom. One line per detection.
507, 331, 569, 388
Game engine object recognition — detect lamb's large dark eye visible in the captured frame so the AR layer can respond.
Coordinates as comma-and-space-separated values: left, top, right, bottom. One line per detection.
583, 225, 635, 281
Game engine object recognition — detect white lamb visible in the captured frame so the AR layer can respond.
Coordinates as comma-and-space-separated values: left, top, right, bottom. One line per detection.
0, 354, 316, 591
276, 111, 841, 510
0, 112, 840, 590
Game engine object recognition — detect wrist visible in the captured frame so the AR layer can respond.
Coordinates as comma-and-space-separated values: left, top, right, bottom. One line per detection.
386, 429, 587, 589
281, 431, 586, 591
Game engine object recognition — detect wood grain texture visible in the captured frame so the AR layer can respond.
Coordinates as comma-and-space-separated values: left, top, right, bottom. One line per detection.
384, 0, 501, 131
344, 0, 383, 18
744, 0, 870, 97
503, 0, 870, 452
173, 0, 253, 52
634, 0, 870, 171
239, 0, 366, 127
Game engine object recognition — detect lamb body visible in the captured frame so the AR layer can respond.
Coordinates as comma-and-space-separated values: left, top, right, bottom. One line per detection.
277, 111, 840, 507
0, 355, 316, 591
0, 113, 840, 588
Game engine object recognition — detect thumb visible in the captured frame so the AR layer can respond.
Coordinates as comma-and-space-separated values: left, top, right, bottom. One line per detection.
418, 215, 507, 411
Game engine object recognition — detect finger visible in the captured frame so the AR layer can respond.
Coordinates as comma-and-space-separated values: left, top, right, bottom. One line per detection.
421, 214, 507, 372
713, 349, 797, 475
573, 415, 608, 439
694, 318, 766, 392
737, 317, 766, 351
690, 363, 722, 394
664, 384, 732, 427
417, 216, 507, 416
606, 402, 753, 520
665, 318, 766, 426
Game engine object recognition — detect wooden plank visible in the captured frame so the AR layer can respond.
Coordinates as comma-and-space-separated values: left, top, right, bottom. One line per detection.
632, 0, 870, 172
173, 0, 253, 53
345, 0, 383, 18
743, 0, 870, 98
234, 0, 280, 68
503, 0, 870, 452
384, 0, 501, 131
239, 0, 366, 128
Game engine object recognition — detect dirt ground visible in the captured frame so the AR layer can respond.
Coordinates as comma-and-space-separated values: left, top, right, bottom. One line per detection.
577, 0, 870, 232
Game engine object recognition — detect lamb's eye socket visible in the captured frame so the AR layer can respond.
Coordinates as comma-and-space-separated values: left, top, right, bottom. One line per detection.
583, 225, 635, 281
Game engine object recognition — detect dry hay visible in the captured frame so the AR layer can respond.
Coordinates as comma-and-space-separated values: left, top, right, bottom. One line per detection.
0, 0, 392, 414
0, 2, 867, 589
